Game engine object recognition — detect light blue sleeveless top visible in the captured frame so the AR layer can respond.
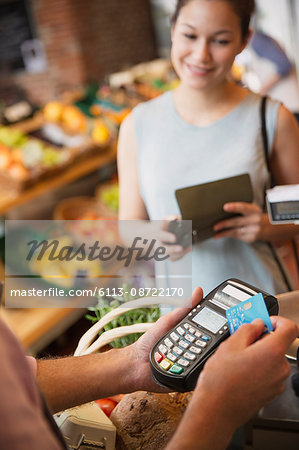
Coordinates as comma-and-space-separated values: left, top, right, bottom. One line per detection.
133, 90, 293, 295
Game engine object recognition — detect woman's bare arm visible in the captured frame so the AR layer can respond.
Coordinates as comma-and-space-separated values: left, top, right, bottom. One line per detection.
258, 105, 299, 242
117, 113, 149, 220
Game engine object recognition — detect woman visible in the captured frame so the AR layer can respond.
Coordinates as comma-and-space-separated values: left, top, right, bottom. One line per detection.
118, 0, 299, 295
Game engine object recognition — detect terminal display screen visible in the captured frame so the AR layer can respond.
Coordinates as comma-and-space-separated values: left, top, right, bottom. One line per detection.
275, 201, 299, 214
192, 307, 227, 334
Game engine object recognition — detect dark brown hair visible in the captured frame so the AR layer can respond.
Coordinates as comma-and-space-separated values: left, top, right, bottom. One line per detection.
172, 0, 255, 41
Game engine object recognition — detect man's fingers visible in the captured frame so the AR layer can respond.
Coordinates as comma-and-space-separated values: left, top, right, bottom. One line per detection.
154, 287, 203, 336
165, 286, 203, 325
191, 286, 204, 308
224, 319, 265, 350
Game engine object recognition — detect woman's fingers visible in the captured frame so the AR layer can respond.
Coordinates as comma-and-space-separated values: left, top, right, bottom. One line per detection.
213, 202, 262, 242
214, 224, 260, 243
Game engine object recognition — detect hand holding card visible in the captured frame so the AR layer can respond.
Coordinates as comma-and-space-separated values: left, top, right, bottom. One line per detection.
226, 293, 273, 335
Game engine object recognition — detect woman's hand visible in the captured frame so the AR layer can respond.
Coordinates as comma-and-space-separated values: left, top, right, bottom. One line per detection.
213, 202, 262, 243
158, 215, 192, 261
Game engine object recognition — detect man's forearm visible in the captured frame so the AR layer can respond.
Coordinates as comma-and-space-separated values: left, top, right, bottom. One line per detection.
37, 346, 136, 413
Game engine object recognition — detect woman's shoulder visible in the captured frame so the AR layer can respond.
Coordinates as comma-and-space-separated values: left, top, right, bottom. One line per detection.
242, 91, 281, 124
132, 91, 172, 118
245, 90, 280, 108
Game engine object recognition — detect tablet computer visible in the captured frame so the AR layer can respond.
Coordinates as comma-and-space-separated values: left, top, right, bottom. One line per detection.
175, 173, 253, 242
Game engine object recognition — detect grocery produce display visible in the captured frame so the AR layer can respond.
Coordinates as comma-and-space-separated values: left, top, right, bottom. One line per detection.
0, 125, 71, 188
42, 83, 131, 149
95, 398, 118, 418
43, 100, 112, 146
29, 235, 102, 289
0, 60, 176, 194
110, 391, 192, 450
108, 58, 179, 100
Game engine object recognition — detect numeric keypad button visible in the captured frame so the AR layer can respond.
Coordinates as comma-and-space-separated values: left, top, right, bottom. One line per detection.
170, 332, 180, 342
184, 352, 196, 361
179, 340, 189, 349
159, 344, 168, 354
164, 338, 173, 348
185, 333, 196, 343
167, 352, 177, 362
195, 340, 207, 348
177, 326, 185, 336
178, 358, 190, 367
190, 346, 202, 354
173, 346, 184, 356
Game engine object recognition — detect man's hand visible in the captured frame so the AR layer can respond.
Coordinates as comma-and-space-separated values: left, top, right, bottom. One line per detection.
195, 316, 299, 427
166, 316, 298, 450
129, 287, 203, 393
213, 202, 262, 243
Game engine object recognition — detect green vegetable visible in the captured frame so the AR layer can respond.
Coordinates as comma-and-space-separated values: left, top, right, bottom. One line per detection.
21, 140, 43, 167
100, 184, 119, 212
0, 126, 28, 148
42, 147, 63, 167
85, 287, 160, 348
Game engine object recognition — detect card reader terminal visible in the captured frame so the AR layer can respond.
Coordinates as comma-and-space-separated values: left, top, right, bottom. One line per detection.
150, 279, 279, 392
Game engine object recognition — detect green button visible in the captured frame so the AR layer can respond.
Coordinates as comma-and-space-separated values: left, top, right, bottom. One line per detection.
169, 364, 183, 375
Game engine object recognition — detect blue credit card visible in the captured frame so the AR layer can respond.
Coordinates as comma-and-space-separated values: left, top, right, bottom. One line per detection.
225, 292, 273, 335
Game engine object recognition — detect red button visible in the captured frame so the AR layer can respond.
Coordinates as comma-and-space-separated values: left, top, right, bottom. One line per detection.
155, 352, 164, 363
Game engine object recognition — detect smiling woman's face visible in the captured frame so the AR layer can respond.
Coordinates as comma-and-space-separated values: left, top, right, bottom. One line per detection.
171, 0, 247, 91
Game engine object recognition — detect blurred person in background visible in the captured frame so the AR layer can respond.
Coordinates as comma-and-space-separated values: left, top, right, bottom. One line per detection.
235, 28, 299, 123
118, 0, 299, 296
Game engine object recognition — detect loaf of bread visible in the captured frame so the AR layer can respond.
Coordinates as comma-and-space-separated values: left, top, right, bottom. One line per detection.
110, 391, 192, 450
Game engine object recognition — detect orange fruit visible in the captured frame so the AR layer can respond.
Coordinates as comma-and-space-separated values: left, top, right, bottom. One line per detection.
8, 162, 29, 180
43, 101, 64, 122
92, 124, 110, 145
61, 105, 87, 133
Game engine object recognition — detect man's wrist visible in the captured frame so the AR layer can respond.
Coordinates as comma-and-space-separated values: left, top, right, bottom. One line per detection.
107, 344, 141, 394
167, 389, 236, 450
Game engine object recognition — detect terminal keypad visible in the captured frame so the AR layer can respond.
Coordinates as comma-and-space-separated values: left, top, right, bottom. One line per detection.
154, 321, 213, 376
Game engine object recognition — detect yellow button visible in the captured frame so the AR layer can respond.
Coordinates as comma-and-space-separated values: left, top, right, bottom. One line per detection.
160, 359, 172, 371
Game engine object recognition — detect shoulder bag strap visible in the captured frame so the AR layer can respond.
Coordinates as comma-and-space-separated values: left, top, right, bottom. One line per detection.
261, 95, 271, 176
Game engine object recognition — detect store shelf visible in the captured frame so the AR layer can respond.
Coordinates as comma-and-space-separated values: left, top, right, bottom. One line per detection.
0, 142, 117, 215
0, 142, 117, 353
